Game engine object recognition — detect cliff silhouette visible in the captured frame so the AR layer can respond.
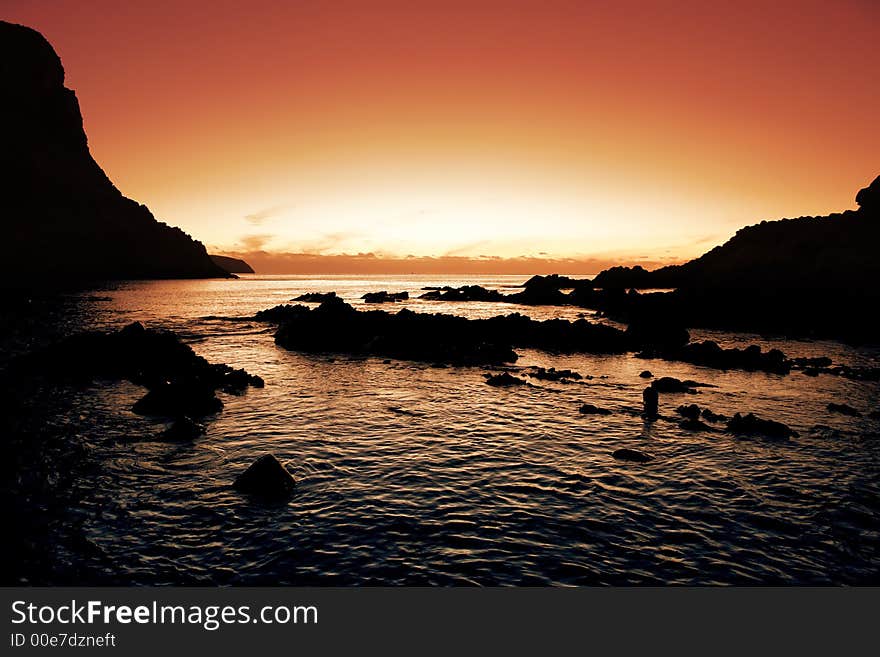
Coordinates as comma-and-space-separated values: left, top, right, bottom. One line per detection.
592, 176, 880, 340
0, 21, 228, 282
210, 255, 255, 274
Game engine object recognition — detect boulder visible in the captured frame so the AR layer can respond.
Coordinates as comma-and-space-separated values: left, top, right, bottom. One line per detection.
612, 448, 654, 463
132, 381, 223, 418
726, 413, 798, 440
639, 370, 653, 378
233, 454, 296, 498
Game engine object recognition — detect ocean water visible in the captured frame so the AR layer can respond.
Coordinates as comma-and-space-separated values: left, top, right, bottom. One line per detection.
10, 275, 880, 585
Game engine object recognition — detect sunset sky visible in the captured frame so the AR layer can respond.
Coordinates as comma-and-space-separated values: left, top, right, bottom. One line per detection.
4, 0, 878, 272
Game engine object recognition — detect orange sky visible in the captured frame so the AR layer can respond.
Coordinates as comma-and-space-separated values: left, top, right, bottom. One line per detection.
5, 0, 878, 272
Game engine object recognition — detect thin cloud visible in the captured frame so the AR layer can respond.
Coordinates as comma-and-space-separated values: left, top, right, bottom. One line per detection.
244, 205, 287, 225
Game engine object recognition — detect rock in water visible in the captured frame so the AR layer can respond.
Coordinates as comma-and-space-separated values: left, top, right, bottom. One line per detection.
132, 381, 223, 418
676, 404, 701, 420
726, 413, 798, 440
642, 386, 659, 418
579, 403, 612, 415
485, 372, 527, 387
612, 448, 654, 463
827, 402, 862, 417
639, 370, 653, 378
161, 417, 206, 441
233, 454, 296, 498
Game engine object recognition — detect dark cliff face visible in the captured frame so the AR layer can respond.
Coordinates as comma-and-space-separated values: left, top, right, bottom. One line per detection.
210, 255, 255, 274
594, 175, 880, 293
0, 21, 228, 282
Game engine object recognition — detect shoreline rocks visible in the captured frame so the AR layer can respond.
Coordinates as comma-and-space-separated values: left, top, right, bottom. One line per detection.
11, 321, 264, 418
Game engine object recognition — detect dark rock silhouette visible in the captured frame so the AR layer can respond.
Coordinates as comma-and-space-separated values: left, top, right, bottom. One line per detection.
579, 403, 612, 415
292, 291, 339, 303
210, 255, 254, 274
519, 274, 588, 290
679, 418, 714, 432
233, 454, 296, 498
726, 413, 798, 440
701, 408, 728, 423
486, 372, 527, 387
0, 21, 229, 283
528, 366, 583, 382
827, 402, 862, 417
650, 377, 704, 393
419, 285, 505, 302
855, 175, 879, 212
257, 299, 634, 364
612, 448, 653, 463
637, 340, 790, 374
133, 381, 224, 418
362, 291, 408, 303
588, 175, 880, 342
11, 321, 263, 417
642, 386, 659, 417
676, 404, 702, 420
639, 370, 653, 378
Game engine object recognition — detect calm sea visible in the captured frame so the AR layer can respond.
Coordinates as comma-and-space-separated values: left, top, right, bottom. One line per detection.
10, 274, 880, 584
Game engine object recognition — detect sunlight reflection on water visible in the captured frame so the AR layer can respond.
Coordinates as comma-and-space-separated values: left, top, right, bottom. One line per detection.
34, 275, 880, 584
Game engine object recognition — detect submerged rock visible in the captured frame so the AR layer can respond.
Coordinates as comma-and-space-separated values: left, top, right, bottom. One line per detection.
679, 418, 714, 432
161, 416, 206, 441
827, 402, 862, 417
726, 413, 798, 440
676, 404, 702, 420
612, 448, 654, 463
579, 403, 612, 415
233, 454, 296, 498
701, 408, 728, 423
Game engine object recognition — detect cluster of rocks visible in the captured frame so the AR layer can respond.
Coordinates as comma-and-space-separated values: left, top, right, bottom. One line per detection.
526, 366, 583, 382
419, 285, 505, 302
292, 291, 339, 303
256, 297, 633, 365
484, 372, 528, 387
636, 340, 790, 375
362, 291, 408, 304
13, 321, 264, 420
